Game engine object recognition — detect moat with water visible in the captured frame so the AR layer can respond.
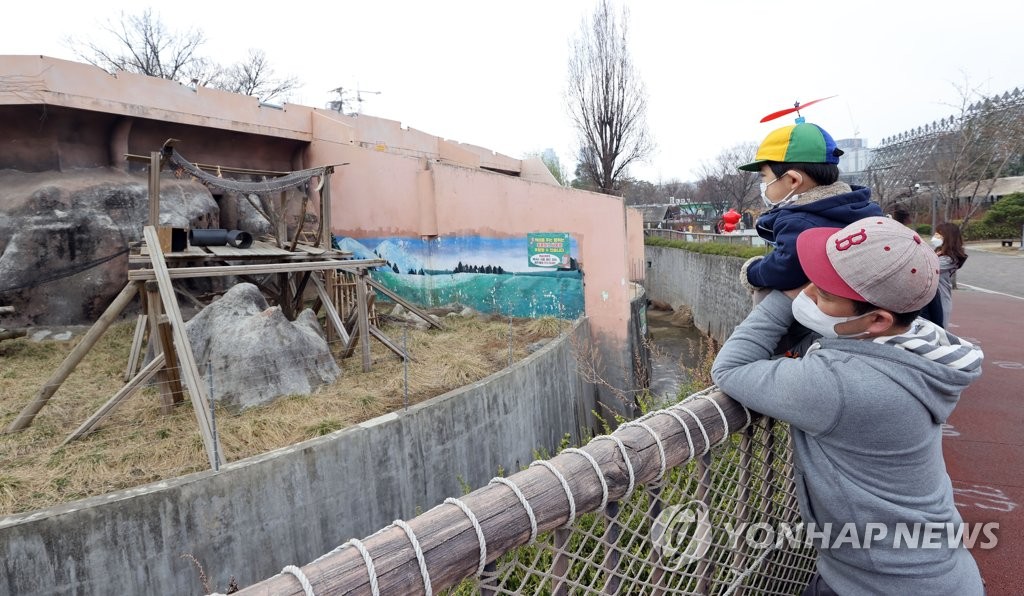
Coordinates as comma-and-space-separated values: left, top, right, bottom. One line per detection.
644, 307, 710, 403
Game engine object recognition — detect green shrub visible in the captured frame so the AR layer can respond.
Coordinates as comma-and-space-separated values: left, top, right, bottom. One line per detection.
979, 192, 1024, 236
962, 220, 1020, 241
913, 224, 932, 236
644, 235, 768, 259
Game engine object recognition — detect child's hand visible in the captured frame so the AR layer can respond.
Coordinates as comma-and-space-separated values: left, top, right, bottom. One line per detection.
783, 285, 808, 300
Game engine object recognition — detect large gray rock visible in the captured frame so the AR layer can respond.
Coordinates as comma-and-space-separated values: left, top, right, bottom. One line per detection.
0, 169, 218, 325
184, 283, 340, 410
217, 192, 275, 237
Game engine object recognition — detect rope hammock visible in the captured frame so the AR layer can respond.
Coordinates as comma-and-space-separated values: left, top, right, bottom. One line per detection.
164, 148, 329, 195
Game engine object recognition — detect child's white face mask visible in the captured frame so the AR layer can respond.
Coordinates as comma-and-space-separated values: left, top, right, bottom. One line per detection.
791, 291, 872, 339
930, 234, 943, 248
760, 175, 799, 209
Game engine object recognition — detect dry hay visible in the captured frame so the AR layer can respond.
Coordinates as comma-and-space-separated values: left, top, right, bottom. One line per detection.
0, 310, 568, 515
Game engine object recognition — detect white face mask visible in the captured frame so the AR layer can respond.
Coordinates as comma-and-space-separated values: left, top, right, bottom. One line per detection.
760, 176, 799, 209
791, 291, 871, 339
930, 235, 943, 248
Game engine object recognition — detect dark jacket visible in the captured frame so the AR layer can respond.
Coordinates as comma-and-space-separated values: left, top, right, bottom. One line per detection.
748, 184, 882, 290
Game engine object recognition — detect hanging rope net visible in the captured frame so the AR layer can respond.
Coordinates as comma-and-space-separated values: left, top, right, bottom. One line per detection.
164, 148, 328, 195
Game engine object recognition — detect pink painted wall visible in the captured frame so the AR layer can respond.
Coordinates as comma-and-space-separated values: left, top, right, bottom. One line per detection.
1, 55, 644, 345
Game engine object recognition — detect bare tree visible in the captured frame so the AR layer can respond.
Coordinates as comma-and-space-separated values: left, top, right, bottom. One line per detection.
567, 0, 654, 194
69, 9, 207, 82
694, 142, 760, 214
928, 85, 1024, 227
868, 82, 1024, 228
68, 9, 298, 102
218, 50, 299, 103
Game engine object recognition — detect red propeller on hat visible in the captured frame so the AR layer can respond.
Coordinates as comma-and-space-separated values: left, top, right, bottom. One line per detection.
760, 95, 837, 123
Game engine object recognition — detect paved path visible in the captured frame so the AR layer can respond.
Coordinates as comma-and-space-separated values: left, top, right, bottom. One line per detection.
956, 243, 1024, 299
942, 277, 1024, 593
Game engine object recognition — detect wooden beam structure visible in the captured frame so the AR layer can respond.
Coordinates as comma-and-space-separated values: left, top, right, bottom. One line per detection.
3, 283, 139, 434
127, 258, 386, 281
144, 226, 224, 469
63, 353, 167, 446
22, 146, 412, 470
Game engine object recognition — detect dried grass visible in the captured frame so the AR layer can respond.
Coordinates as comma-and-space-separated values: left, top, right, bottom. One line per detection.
0, 311, 565, 516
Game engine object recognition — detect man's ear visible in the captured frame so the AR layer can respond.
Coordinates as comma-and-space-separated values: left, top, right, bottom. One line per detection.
863, 310, 897, 335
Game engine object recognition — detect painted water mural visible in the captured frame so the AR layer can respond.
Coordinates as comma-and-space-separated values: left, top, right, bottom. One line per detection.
335, 235, 585, 319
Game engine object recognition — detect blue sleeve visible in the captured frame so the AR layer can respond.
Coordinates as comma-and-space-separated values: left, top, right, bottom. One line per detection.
746, 214, 812, 290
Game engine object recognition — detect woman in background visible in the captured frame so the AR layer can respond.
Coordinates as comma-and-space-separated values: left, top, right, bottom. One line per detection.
932, 222, 968, 326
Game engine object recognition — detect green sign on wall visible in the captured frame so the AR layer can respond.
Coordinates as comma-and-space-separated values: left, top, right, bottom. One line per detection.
527, 232, 571, 268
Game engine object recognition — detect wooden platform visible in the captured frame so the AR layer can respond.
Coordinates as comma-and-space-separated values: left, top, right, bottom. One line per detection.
128, 239, 352, 264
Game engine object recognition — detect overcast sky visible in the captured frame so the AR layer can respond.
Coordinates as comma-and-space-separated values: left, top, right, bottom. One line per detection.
4, 1, 1021, 183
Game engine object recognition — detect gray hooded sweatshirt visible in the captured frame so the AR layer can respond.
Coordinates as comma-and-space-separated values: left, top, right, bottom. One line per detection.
711, 291, 985, 595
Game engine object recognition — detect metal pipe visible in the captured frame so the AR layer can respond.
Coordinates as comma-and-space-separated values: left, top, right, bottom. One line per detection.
188, 229, 253, 249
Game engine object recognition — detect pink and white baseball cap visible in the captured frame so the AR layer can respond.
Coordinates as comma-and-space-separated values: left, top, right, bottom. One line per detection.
796, 217, 940, 313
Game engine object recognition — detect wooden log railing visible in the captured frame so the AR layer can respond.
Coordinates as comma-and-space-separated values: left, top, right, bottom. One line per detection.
235, 391, 755, 595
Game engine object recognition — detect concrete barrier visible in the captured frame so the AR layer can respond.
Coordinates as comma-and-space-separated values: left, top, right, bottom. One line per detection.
643, 245, 752, 344
0, 320, 596, 595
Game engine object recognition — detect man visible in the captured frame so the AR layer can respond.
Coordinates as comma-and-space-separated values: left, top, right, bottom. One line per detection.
712, 216, 984, 595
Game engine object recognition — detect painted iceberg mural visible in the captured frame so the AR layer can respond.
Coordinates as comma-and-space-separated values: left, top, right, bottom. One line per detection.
335, 235, 584, 319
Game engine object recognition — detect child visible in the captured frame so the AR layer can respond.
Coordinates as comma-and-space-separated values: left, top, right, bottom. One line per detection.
738, 122, 883, 300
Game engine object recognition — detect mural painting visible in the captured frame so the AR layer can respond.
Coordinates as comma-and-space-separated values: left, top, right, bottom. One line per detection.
334, 235, 584, 319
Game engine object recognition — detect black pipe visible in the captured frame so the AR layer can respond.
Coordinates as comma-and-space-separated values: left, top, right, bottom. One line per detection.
189, 229, 253, 249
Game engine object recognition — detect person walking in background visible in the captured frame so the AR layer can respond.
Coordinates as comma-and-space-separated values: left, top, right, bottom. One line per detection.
890, 207, 945, 327
932, 222, 968, 326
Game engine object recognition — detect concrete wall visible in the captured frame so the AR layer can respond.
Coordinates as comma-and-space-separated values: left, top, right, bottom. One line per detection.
644, 245, 752, 344
0, 321, 596, 596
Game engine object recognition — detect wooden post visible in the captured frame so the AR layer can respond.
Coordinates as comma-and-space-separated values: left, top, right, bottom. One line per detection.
146, 281, 184, 413
63, 353, 166, 445
124, 313, 148, 382
550, 528, 573, 595
695, 452, 715, 595
278, 272, 293, 320
356, 270, 372, 372
143, 225, 224, 469
277, 190, 288, 247
647, 485, 668, 595
4, 283, 138, 433
321, 168, 332, 248
148, 151, 161, 227
364, 276, 444, 330
600, 501, 623, 594
727, 424, 757, 596
312, 273, 350, 344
